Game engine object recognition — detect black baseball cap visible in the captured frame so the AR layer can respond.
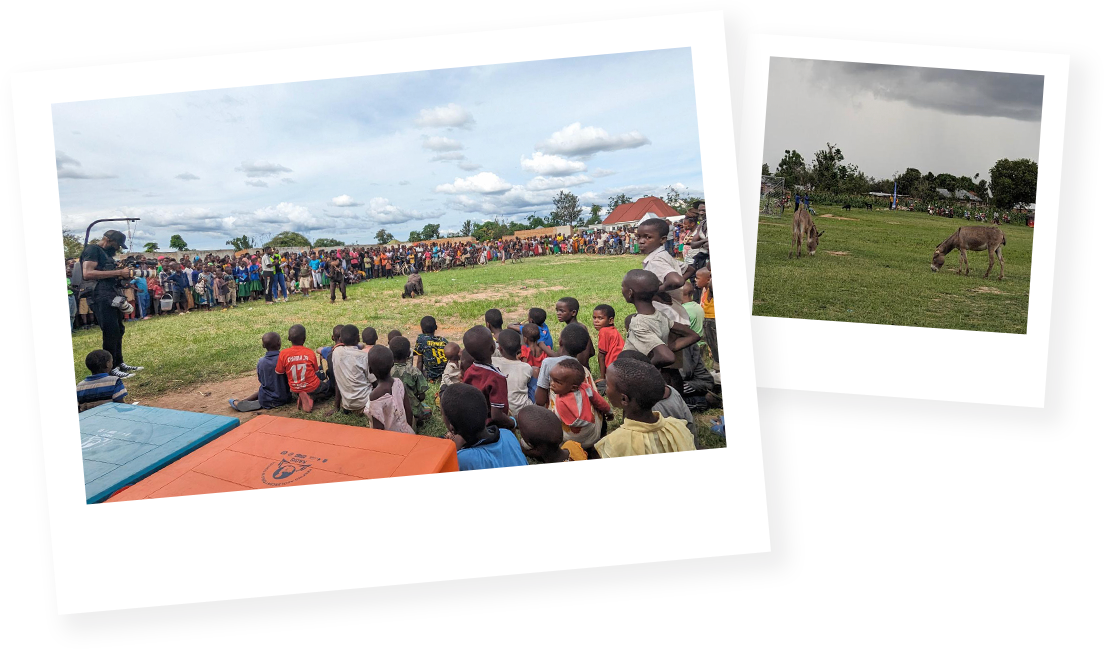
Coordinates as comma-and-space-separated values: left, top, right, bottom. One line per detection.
104, 230, 128, 249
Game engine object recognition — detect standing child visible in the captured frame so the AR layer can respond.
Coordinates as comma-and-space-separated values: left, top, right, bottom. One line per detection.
461, 326, 515, 431
547, 357, 612, 453
413, 315, 449, 381
390, 335, 431, 426
366, 345, 415, 434
697, 268, 718, 373
594, 357, 695, 459
592, 303, 624, 388
441, 383, 527, 471
553, 297, 595, 366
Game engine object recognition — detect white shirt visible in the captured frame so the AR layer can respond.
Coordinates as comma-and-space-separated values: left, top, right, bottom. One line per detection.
642, 248, 690, 325
331, 345, 375, 411
260, 254, 273, 273
492, 357, 534, 416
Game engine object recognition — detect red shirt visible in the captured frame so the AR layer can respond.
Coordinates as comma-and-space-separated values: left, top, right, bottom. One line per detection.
518, 344, 547, 370
463, 362, 510, 420
597, 326, 625, 371
275, 345, 320, 393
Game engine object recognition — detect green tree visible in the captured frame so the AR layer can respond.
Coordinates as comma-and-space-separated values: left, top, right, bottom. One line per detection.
408, 230, 423, 243
525, 214, 549, 229
584, 204, 603, 225
420, 223, 441, 241
262, 231, 311, 248
312, 237, 344, 248
775, 149, 807, 191
761, 162, 771, 175
225, 234, 257, 252
934, 173, 958, 192
989, 158, 1038, 210
607, 193, 632, 217
811, 142, 845, 192
550, 190, 583, 228
169, 234, 189, 251
143, 242, 159, 254
62, 231, 83, 259
460, 219, 474, 237
375, 229, 393, 245
896, 167, 922, 196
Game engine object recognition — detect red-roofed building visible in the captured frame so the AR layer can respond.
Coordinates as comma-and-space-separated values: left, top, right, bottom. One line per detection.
602, 195, 682, 226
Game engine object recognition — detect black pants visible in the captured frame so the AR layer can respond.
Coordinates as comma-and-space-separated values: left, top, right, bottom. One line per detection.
330, 276, 346, 301
90, 295, 125, 367
262, 272, 274, 301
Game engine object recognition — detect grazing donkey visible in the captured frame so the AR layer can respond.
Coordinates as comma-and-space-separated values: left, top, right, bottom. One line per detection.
931, 226, 1007, 279
789, 205, 824, 258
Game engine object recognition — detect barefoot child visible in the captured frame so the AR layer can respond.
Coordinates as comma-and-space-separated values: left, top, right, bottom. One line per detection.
229, 332, 294, 412
517, 404, 587, 463
366, 345, 415, 434
594, 357, 695, 459
548, 357, 612, 452
441, 383, 527, 471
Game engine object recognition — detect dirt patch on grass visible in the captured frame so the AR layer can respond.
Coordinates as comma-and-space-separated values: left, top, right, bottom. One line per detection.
399, 280, 565, 305
969, 286, 1005, 295
816, 214, 858, 221
825, 251, 851, 256
140, 373, 280, 423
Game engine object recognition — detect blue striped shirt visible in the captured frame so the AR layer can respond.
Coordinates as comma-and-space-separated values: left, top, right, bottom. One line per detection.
76, 373, 127, 409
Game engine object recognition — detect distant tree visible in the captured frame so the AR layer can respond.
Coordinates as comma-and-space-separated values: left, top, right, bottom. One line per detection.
525, 214, 549, 229
761, 162, 771, 175
225, 234, 257, 251
811, 142, 845, 192
312, 237, 344, 248
460, 219, 474, 237
169, 234, 189, 251
606, 193, 632, 217
143, 242, 159, 254
896, 167, 922, 196
934, 173, 958, 191
420, 223, 441, 241
775, 149, 807, 190
551, 190, 583, 228
375, 229, 393, 245
263, 231, 310, 248
989, 158, 1038, 210
583, 204, 603, 226
408, 230, 422, 243
62, 231, 83, 259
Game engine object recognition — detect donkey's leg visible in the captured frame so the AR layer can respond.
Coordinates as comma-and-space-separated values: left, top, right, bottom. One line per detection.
985, 247, 994, 278
996, 245, 1005, 280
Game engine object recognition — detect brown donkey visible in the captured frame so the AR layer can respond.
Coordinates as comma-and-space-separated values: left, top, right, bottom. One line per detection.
931, 226, 1007, 279
789, 205, 824, 258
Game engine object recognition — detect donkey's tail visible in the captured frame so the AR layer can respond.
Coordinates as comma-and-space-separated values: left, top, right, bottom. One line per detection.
1002, 234, 1007, 246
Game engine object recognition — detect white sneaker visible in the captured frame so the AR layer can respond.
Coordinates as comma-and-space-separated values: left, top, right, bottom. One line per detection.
119, 363, 144, 372
110, 367, 134, 379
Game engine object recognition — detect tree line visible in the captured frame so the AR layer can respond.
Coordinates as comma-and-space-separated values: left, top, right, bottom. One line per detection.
764, 142, 1038, 210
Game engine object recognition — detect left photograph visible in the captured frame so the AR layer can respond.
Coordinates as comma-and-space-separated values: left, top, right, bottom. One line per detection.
61, 48, 728, 504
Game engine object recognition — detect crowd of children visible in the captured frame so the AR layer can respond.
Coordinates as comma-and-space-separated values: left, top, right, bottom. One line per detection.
75, 212, 722, 469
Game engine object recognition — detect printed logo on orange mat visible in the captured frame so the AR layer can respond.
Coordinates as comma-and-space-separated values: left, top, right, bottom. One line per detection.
261, 451, 327, 486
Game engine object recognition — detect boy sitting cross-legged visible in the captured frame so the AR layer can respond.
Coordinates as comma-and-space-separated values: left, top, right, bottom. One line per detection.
441, 382, 527, 471
76, 350, 128, 412
275, 324, 332, 413
594, 357, 696, 459
229, 332, 294, 412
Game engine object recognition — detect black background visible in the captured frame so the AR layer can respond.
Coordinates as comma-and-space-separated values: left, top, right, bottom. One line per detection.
15, 12, 1086, 622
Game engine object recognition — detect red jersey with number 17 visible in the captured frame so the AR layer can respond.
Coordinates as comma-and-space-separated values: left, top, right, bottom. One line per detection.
275, 345, 321, 393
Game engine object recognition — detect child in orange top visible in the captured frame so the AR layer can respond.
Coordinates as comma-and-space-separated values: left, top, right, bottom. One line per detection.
697, 268, 718, 372
548, 357, 612, 452
592, 303, 624, 388
275, 324, 331, 412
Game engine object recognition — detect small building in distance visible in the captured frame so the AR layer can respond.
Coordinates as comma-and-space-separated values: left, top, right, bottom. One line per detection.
602, 196, 682, 229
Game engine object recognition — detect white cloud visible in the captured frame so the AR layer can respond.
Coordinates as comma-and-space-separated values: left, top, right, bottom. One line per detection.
430, 151, 466, 162
280, 177, 296, 184
435, 171, 512, 194
175, 172, 200, 181
251, 202, 318, 228
422, 136, 463, 152
55, 150, 117, 179
592, 168, 617, 178
245, 179, 268, 187
446, 186, 559, 216
398, 180, 411, 185
537, 122, 651, 158
524, 174, 593, 191
365, 197, 444, 225
235, 160, 293, 177
414, 103, 475, 129
330, 194, 363, 207
457, 160, 482, 171
520, 152, 587, 176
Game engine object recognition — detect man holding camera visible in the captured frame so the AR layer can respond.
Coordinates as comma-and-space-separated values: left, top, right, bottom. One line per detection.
79, 230, 144, 379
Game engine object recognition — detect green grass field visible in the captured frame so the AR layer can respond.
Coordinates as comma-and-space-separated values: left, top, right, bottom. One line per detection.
71, 254, 726, 448
752, 207, 1034, 333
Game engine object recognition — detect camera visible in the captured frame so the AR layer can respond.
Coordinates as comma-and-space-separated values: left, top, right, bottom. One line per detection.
129, 268, 155, 279
110, 295, 135, 314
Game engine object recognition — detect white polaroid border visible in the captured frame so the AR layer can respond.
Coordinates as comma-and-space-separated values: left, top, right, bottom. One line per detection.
14, 12, 768, 613
739, 36, 1068, 407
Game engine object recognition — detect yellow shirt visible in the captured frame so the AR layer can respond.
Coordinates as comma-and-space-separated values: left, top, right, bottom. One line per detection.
594, 413, 695, 459
700, 287, 715, 319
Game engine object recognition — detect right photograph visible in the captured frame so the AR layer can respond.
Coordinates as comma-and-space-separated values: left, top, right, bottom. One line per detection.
754, 58, 1042, 334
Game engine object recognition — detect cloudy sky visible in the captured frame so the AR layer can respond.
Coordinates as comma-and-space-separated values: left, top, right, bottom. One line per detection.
763, 58, 1043, 183
53, 48, 702, 250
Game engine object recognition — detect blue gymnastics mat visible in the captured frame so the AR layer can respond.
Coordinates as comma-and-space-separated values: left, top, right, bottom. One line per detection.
80, 403, 239, 504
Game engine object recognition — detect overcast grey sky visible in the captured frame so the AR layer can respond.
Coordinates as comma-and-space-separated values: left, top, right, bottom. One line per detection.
763, 58, 1043, 183
52, 48, 701, 250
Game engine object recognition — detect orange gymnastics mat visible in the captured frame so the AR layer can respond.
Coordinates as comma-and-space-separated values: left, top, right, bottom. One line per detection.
106, 415, 458, 501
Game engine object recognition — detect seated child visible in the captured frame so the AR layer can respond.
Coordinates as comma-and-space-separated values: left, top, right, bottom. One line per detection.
390, 335, 431, 425
508, 307, 554, 349
548, 357, 612, 451
485, 308, 504, 357
361, 326, 378, 350
491, 329, 534, 416
461, 325, 515, 431
592, 303, 624, 389
621, 269, 699, 369
75, 350, 128, 412
616, 350, 698, 440
554, 296, 594, 366
517, 323, 549, 401
413, 315, 449, 381
516, 404, 587, 462
534, 323, 594, 408
440, 342, 462, 388
229, 332, 294, 412
402, 272, 423, 299
387, 329, 403, 343
329, 324, 375, 416
441, 383, 527, 471
366, 345, 415, 434
275, 324, 331, 413
594, 357, 696, 459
